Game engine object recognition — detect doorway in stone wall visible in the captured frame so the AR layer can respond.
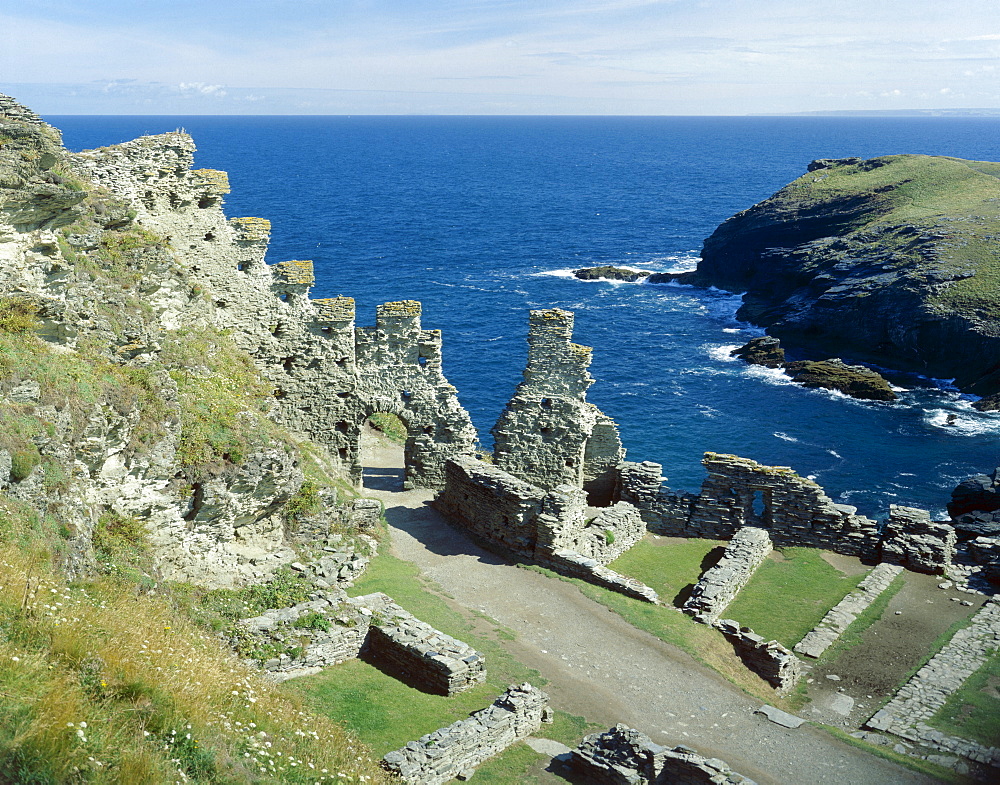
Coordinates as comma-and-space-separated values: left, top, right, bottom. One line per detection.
360, 412, 407, 492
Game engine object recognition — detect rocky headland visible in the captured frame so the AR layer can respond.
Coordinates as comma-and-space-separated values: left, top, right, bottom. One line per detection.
663, 155, 1000, 398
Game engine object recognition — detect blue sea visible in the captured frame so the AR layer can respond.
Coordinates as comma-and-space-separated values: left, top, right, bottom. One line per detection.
54, 115, 1000, 519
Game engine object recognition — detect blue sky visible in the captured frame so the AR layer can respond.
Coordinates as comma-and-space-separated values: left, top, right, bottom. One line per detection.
2, 0, 999, 114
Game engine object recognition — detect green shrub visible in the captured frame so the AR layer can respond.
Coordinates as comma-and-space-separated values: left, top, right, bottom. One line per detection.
0, 297, 39, 334
604, 529, 615, 546
9, 447, 40, 481
294, 612, 332, 632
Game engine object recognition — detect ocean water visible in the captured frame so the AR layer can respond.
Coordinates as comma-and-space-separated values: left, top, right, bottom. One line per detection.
54, 115, 1000, 518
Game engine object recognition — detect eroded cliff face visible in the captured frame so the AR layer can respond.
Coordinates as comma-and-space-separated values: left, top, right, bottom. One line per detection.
0, 94, 476, 587
673, 155, 1000, 395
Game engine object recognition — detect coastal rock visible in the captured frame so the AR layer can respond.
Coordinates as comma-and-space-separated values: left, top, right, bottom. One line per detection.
573, 266, 650, 282
948, 467, 1000, 517
972, 392, 1000, 411
676, 154, 1000, 396
783, 358, 897, 401
880, 505, 956, 574
730, 336, 785, 368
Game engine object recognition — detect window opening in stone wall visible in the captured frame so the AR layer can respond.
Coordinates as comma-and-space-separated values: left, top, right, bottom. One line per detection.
282, 357, 294, 371
748, 489, 771, 526
418, 356, 428, 367
279, 292, 289, 302
237, 262, 246, 271
204, 231, 215, 241
400, 390, 412, 400
540, 398, 552, 408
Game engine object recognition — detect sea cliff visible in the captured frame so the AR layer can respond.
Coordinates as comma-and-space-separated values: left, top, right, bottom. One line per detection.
665, 155, 1000, 395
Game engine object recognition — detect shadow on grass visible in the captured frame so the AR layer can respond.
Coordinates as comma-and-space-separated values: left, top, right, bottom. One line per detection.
671, 545, 725, 607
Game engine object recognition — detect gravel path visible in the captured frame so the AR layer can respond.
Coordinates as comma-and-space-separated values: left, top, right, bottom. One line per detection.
360, 438, 937, 784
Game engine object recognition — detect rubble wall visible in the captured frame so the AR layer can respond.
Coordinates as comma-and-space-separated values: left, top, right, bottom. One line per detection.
880, 505, 956, 575
713, 620, 802, 692
382, 684, 550, 785
683, 526, 772, 623
569, 724, 756, 785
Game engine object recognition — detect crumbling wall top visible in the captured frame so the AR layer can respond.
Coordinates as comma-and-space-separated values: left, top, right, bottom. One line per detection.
272, 259, 315, 288
230, 216, 272, 242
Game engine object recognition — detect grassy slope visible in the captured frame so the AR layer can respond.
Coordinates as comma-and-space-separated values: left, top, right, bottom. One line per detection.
778, 155, 1000, 311
931, 648, 1000, 748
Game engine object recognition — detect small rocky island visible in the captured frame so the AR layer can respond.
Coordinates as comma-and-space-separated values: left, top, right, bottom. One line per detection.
667, 155, 1000, 400
573, 265, 650, 282
731, 337, 897, 401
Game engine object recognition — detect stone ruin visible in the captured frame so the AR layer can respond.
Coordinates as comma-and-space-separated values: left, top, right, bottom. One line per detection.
682, 526, 772, 623
435, 455, 656, 601
620, 453, 956, 572
492, 308, 625, 505
70, 135, 478, 492
382, 683, 551, 785
568, 724, 756, 785
239, 590, 486, 695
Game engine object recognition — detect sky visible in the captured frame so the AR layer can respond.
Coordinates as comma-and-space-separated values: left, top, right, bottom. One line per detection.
2, 0, 999, 115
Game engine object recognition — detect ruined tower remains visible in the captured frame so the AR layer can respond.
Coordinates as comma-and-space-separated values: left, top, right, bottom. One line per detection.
491, 309, 625, 504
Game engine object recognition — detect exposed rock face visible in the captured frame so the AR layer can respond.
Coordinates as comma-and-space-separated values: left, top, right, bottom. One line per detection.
0, 93, 475, 587
972, 392, 1000, 411
676, 155, 1000, 396
783, 358, 897, 401
948, 468, 1000, 537
491, 309, 625, 504
573, 266, 650, 282
730, 336, 785, 368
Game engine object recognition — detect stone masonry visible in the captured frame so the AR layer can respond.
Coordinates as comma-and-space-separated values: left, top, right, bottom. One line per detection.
880, 505, 957, 574
69, 135, 478, 492
683, 527, 773, 623
238, 590, 486, 695
382, 684, 551, 785
492, 309, 625, 505
795, 563, 903, 659
435, 455, 657, 601
867, 597, 1000, 768
713, 620, 803, 693
568, 724, 757, 785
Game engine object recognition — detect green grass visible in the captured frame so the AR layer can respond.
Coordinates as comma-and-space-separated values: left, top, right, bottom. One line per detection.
284, 544, 551, 754
930, 649, 1000, 748
368, 412, 408, 444
724, 548, 866, 648
819, 573, 905, 665
521, 564, 777, 704
607, 536, 724, 606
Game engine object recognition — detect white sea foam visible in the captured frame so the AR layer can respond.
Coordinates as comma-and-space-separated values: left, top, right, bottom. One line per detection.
828, 450, 843, 459
773, 432, 798, 443
705, 344, 741, 363
923, 408, 1000, 436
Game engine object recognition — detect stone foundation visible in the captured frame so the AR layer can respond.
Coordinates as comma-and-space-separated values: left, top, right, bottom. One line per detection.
867, 598, 1000, 768
795, 563, 903, 659
683, 527, 772, 623
713, 620, 802, 692
568, 724, 756, 785
435, 456, 657, 601
382, 684, 551, 784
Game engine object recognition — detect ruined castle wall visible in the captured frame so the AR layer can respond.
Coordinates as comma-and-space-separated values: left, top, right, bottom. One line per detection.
491, 309, 625, 501
880, 505, 956, 575
434, 455, 547, 556
713, 620, 802, 692
71, 136, 477, 491
683, 526, 772, 623
382, 684, 550, 785
569, 725, 756, 785
621, 455, 880, 558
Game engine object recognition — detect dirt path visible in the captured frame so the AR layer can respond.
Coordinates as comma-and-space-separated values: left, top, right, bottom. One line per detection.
359, 434, 937, 784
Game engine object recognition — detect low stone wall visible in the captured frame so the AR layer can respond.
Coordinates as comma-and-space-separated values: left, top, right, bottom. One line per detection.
357, 592, 487, 696
382, 683, 551, 784
795, 563, 903, 659
880, 506, 956, 575
238, 591, 485, 695
683, 527, 772, 623
548, 550, 659, 604
867, 597, 1000, 767
714, 620, 802, 692
568, 724, 756, 785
